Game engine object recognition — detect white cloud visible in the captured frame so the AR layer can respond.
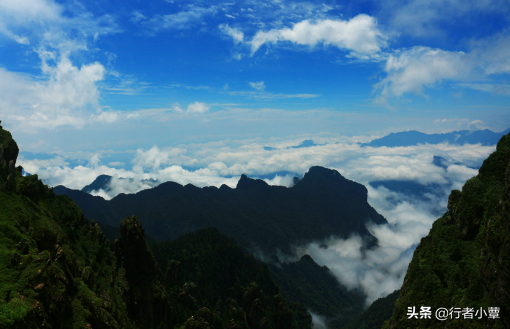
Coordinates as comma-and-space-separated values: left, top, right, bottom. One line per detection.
144, 6, 217, 31
130, 11, 146, 23
250, 15, 389, 57
374, 47, 468, 101
187, 101, 210, 113
0, 0, 120, 131
108, 161, 125, 167
220, 24, 244, 44
249, 81, 265, 91
0, 56, 107, 130
18, 133, 497, 303
382, 0, 508, 37
374, 32, 510, 103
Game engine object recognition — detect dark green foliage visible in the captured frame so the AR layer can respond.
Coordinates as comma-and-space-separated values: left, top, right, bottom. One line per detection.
1, 125, 312, 329
114, 216, 173, 329
383, 133, 510, 328
0, 171, 136, 328
150, 227, 312, 329
56, 167, 387, 255
342, 289, 400, 329
268, 254, 366, 328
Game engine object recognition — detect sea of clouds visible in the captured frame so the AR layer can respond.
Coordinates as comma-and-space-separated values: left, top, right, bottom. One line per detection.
18, 136, 494, 307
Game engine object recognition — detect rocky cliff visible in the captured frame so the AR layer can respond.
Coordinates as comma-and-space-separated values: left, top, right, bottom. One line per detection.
383, 133, 510, 328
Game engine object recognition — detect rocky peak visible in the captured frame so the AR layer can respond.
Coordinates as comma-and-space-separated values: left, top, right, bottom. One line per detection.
236, 174, 269, 190
0, 127, 19, 191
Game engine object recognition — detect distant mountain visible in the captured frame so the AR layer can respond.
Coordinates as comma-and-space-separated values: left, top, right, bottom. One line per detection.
55, 166, 388, 255
82, 174, 113, 193
383, 132, 510, 328
361, 128, 510, 147
288, 139, 323, 149
80, 174, 159, 194
369, 180, 445, 200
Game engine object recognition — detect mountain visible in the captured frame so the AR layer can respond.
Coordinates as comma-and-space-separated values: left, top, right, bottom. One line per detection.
81, 174, 113, 193
0, 125, 310, 328
149, 227, 312, 329
80, 175, 159, 195
288, 140, 323, 149
55, 166, 388, 255
268, 255, 366, 328
361, 128, 510, 147
1, 127, 160, 328
342, 289, 400, 329
382, 132, 510, 328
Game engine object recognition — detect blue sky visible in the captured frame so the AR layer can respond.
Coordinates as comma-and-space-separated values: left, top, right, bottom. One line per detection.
2, 0, 510, 306
1, 0, 509, 154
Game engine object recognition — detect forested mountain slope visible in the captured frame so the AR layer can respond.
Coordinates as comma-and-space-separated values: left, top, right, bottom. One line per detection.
383, 132, 510, 328
0, 125, 309, 328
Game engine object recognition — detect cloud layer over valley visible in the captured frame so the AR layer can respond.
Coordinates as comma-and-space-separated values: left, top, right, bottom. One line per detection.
18, 135, 493, 305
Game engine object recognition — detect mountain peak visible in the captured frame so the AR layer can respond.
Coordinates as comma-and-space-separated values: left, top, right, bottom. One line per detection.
236, 174, 269, 190
299, 166, 348, 185
82, 174, 112, 193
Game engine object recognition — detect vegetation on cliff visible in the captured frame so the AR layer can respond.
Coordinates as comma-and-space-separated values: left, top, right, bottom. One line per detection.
0, 126, 310, 328
267, 254, 366, 328
149, 227, 312, 329
342, 289, 400, 329
383, 133, 510, 328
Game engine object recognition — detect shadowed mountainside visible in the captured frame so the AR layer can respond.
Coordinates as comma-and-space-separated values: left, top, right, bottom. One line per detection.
383, 132, 510, 328
55, 166, 387, 255
342, 289, 400, 329
267, 254, 366, 328
0, 125, 310, 328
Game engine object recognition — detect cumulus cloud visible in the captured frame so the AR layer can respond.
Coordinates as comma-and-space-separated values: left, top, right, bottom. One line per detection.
0, 0, 119, 130
0, 56, 109, 130
249, 15, 389, 57
187, 101, 210, 113
374, 47, 468, 102
374, 32, 510, 103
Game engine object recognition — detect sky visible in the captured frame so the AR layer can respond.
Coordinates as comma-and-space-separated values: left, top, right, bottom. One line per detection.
2, 0, 510, 316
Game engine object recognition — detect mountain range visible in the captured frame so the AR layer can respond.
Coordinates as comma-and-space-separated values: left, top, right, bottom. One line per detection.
361, 127, 510, 147
54, 167, 387, 255
4, 122, 510, 328
0, 126, 311, 329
